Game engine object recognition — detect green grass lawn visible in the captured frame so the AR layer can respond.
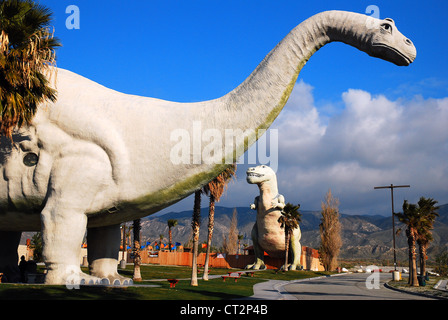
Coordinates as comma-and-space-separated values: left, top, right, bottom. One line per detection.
0, 265, 333, 300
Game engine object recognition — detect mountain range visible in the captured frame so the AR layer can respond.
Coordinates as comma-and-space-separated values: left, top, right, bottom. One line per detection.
139, 204, 448, 263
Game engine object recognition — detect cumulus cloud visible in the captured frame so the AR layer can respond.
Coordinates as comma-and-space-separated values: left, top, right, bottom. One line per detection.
221, 80, 448, 215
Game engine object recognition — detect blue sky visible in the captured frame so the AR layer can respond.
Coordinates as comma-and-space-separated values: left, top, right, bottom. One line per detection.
40, 0, 448, 215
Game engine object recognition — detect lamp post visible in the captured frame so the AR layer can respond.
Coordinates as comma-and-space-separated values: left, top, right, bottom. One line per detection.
374, 184, 410, 271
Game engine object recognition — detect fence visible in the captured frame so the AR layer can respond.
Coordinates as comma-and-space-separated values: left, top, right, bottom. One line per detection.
136, 246, 324, 271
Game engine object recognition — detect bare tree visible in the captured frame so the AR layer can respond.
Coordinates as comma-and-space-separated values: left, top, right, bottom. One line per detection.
318, 189, 342, 271
223, 208, 239, 255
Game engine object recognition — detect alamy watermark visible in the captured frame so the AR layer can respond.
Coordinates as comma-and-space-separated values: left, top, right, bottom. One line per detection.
66, 5, 80, 30
365, 5, 381, 29
170, 121, 279, 172
365, 265, 381, 289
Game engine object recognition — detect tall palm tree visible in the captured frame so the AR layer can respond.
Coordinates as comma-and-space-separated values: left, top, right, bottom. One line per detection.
416, 197, 439, 277
190, 190, 202, 286
396, 200, 421, 286
202, 164, 236, 281
167, 219, 178, 252
0, 0, 60, 138
132, 219, 142, 281
120, 223, 132, 267
278, 203, 301, 271
237, 234, 244, 255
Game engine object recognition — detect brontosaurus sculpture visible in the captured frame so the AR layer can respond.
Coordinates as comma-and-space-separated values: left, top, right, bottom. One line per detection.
0, 11, 416, 284
245, 165, 302, 270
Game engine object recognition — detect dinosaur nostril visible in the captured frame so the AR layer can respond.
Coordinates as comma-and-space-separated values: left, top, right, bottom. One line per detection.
404, 38, 412, 46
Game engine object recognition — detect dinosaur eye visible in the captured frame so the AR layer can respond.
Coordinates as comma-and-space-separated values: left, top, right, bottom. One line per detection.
381, 23, 393, 33
23, 153, 38, 167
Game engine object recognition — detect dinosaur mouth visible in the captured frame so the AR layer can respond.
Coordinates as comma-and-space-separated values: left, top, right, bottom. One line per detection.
372, 43, 414, 66
247, 172, 264, 178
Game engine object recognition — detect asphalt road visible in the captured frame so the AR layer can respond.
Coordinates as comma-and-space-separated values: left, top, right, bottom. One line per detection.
282, 273, 435, 300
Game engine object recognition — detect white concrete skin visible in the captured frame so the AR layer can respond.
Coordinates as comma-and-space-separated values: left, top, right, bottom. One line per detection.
0, 11, 416, 284
245, 165, 302, 270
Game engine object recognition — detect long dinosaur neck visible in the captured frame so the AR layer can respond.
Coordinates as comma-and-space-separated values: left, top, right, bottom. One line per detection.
209, 11, 371, 160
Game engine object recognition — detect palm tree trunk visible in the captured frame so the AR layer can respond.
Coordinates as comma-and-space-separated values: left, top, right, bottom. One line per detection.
133, 219, 142, 282
169, 228, 172, 252
121, 224, 126, 265
191, 190, 201, 286
408, 228, 419, 287
420, 243, 428, 277
284, 230, 290, 271
203, 194, 215, 281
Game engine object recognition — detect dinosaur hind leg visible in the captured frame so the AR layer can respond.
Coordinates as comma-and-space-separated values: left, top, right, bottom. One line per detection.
245, 224, 266, 270
41, 155, 111, 285
87, 224, 132, 285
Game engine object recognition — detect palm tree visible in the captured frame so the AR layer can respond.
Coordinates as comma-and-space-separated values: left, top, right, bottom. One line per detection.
416, 197, 439, 277
0, 0, 60, 138
120, 223, 132, 267
167, 219, 178, 252
132, 219, 142, 282
237, 234, 244, 255
190, 190, 202, 286
158, 234, 165, 249
396, 200, 421, 286
202, 164, 236, 281
278, 203, 301, 271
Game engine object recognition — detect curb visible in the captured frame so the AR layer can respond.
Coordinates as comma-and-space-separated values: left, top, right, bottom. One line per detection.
384, 280, 448, 300
433, 279, 448, 292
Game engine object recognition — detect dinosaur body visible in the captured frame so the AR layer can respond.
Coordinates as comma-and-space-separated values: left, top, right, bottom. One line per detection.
245, 165, 302, 270
0, 11, 416, 284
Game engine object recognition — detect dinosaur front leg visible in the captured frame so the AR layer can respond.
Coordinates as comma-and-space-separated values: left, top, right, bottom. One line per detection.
87, 224, 132, 285
0, 231, 22, 283
41, 156, 110, 285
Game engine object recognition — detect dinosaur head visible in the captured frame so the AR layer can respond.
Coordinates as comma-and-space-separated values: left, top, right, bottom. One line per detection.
0, 130, 49, 216
366, 17, 416, 66
246, 165, 276, 185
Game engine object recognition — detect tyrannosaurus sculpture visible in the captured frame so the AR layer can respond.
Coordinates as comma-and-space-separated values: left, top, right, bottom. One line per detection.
245, 165, 302, 270
0, 11, 416, 284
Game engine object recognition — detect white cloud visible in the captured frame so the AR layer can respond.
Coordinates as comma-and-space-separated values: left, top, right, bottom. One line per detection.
220, 81, 448, 215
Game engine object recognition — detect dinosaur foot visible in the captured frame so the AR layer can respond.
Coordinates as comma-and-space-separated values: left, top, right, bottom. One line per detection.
45, 266, 102, 286
245, 263, 267, 270
289, 264, 303, 271
95, 273, 133, 286
45, 266, 132, 286
280, 264, 303, 271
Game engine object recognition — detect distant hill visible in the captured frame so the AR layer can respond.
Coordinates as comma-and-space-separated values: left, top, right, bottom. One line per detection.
139, 204, 448, 262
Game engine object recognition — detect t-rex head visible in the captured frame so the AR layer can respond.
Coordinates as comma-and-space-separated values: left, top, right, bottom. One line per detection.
246, 165, 277, 185
366, 17, 417, 66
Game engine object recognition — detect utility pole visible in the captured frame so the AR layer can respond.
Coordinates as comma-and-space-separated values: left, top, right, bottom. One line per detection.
374, 184, 410, 271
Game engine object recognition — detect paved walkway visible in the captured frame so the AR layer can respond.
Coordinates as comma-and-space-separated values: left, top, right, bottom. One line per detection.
245, 272, 437, 300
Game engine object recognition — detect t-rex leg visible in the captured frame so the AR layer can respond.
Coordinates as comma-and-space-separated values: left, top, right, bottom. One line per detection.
87, 224, 132, 285
41, 156, 109, 285
289, 227, 302, 271
245, 224, 266, 270
0, 231, 21, 282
